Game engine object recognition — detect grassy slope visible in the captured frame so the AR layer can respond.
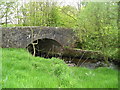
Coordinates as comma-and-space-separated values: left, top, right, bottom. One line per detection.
1, 48, 118, 88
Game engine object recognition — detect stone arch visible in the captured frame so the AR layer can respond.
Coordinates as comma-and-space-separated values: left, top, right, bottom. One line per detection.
26, 38, 64, 58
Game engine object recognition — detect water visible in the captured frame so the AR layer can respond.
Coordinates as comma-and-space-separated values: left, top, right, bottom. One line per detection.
62, 57, 117, 69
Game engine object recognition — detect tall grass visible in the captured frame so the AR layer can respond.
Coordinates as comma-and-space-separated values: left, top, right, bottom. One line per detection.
1, 48, 118, 88
0, 48, 2, 89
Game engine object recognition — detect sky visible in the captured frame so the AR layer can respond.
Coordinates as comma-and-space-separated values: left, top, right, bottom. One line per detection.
56, 0, 81, 6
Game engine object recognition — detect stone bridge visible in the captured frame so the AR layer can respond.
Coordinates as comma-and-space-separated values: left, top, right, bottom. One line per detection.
0, 26, 105, 66
0, 26, 77, 56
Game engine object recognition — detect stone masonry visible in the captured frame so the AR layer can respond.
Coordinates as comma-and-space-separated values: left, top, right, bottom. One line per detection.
0, 26, 77, 48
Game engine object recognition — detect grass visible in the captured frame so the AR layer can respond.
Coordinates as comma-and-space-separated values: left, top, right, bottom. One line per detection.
1, 48, 118, 88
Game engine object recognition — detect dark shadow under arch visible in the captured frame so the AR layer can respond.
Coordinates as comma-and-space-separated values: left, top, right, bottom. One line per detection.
26, 38, 63, 58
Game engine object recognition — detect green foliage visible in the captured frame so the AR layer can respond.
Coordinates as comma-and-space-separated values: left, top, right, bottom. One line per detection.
0, 48, 1, 89
58, 5, 77, 28
20, 1, 61, 27
76, 2, 118, 60
2, 48, 118, 88
18, 2, 77, 28
1, 1, 119, 61
1, 24, 18, 27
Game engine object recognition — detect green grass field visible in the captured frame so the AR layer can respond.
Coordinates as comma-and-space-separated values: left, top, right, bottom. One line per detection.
1, 48, 118, 88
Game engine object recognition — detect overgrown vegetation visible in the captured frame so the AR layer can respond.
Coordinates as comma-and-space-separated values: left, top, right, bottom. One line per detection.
1, 48, 118, 88
0, 1, 119, 62
0, 1, 119, 88
76, 2, 118, 61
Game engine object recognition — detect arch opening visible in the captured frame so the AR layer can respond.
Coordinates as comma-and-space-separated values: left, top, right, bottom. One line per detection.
26, 38, 63, 58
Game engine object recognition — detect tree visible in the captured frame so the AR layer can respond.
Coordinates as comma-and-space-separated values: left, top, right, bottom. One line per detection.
59, 5, 77, 28
19, 1, 61, 27
0, 1, 18, 27
76, 2, 118, 61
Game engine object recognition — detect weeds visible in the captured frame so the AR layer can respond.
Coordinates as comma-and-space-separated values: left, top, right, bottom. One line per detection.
1, 48, 118, 88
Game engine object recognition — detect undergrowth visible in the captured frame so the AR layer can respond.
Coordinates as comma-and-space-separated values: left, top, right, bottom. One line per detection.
1, 48, 118, 88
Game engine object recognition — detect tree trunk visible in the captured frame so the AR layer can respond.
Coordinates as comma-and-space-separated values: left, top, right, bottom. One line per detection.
62, 48, 103, 60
